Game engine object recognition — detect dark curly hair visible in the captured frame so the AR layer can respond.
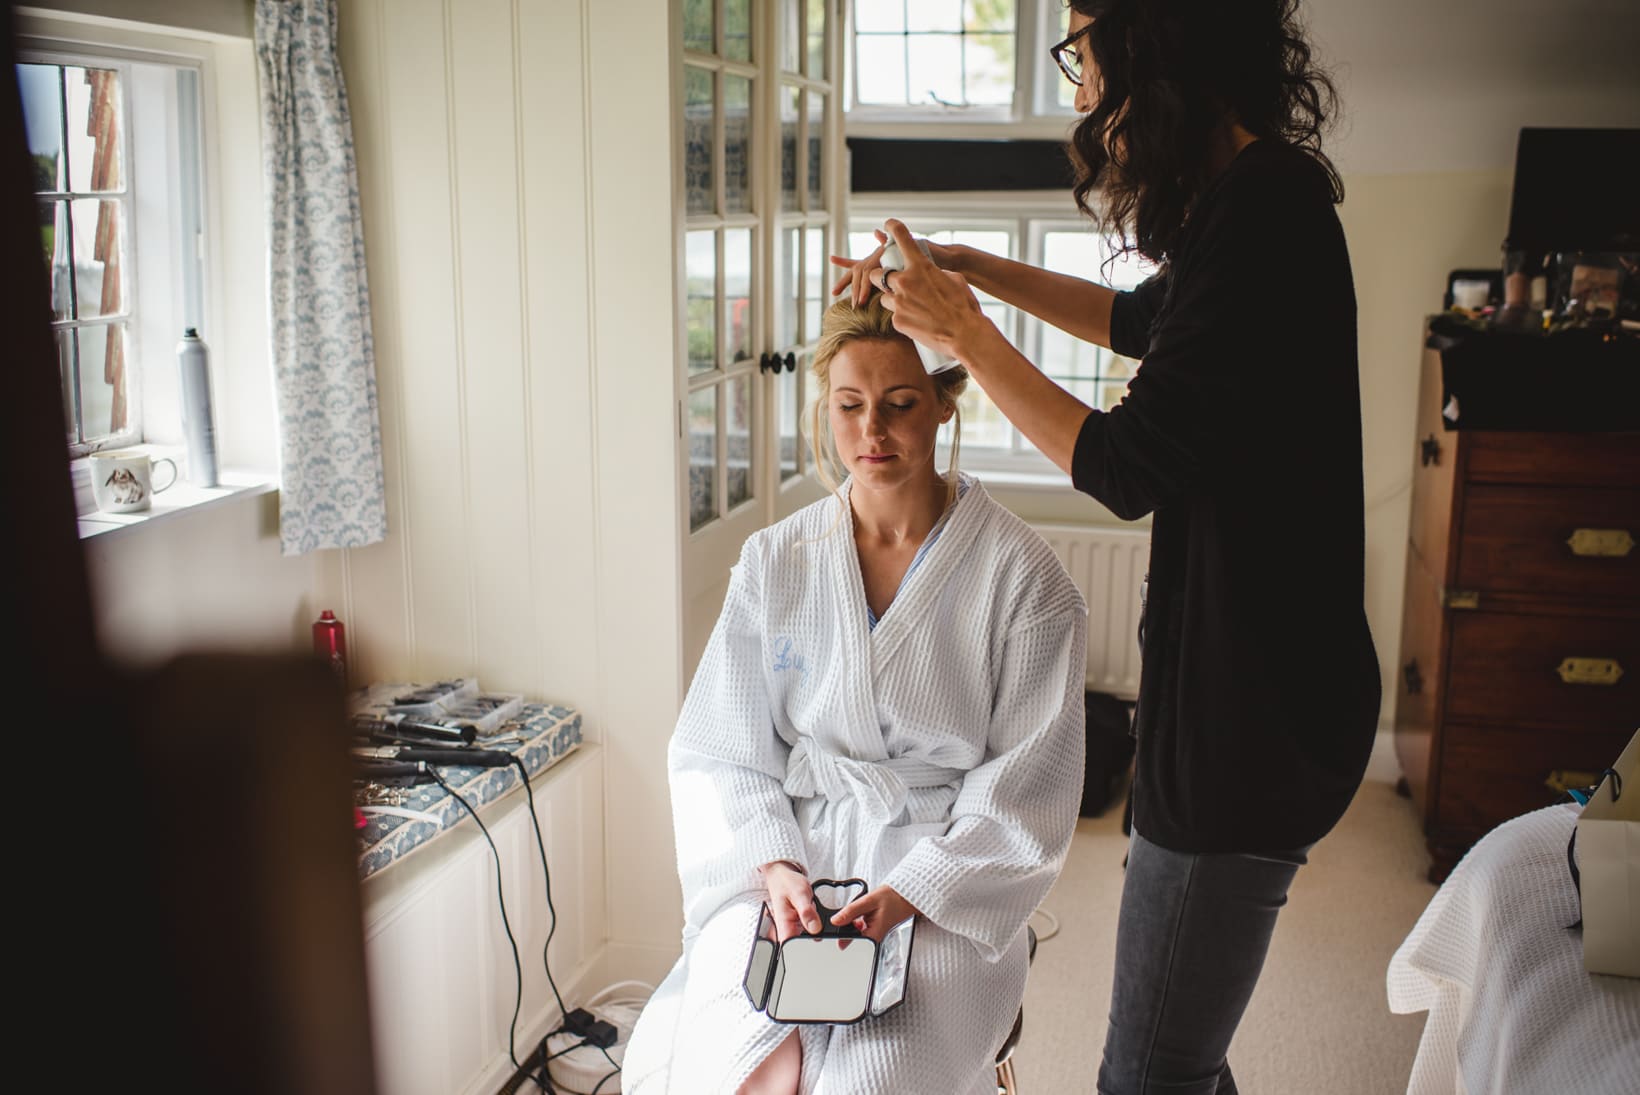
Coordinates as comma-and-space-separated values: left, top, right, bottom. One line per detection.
1066, 0, 1343, 265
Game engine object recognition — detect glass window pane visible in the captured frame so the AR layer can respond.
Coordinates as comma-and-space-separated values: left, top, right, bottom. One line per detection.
725, 74, 752, 214
686, 230, 717, 375
804, 226, 825, 342
77, 322, 129, 441
778, 364, 800, 479
778, 227, 799, 348
725, 227, 753, 365
848, 229, 880, 260
781, 0, 801, 72
47, 199, 70, 320
806, 0, 827, 79
688, 386, 718, 531
856, 5, 905, 33
780, 86, 799, 213
725, 0, 752, 61
1103, 352, 1138, 381
683, 0, 713, 53
68, 198, 123, 319
1041, 321, 1099, 379
1100, 379, 1129, 412
908, 0, 962, 32
55, 328, 76, 440
854, 35, 907, 105
806, 92, 825, 210
906, 34, 962, 106
66, 66, 122, 193
963, 0, 1015, 30
726, 373, 753, 510
18, 64, 65, 192
684, 66, 714, 215
1058, 377, 1098, 413
958, 385, 1011, 450
964, 33, 1014, 105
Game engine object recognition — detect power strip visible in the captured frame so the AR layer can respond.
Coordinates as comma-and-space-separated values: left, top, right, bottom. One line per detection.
542, 982, 653, 1094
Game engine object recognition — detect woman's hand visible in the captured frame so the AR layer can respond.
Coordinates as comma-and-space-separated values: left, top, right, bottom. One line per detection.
872, 219, 992, 361
830, 884, 920, 943
829, 224, 959, 307
761, 861, 823, 942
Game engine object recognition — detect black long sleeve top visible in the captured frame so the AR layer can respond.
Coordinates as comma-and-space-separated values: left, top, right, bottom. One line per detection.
1072, 139, 1381, 853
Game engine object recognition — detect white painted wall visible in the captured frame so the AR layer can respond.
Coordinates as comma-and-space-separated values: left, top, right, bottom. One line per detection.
327, 0, 684, 975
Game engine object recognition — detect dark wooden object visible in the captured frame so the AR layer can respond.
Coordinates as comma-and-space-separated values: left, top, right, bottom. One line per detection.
1394, 341, 1640, 882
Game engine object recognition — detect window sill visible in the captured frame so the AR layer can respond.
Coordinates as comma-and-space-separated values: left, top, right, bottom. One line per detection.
76, 463, 278, 542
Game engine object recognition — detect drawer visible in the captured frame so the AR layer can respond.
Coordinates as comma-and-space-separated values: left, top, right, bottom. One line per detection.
1434, 721, 1634, 838
1464, 430, 1640, 488
1445, 610, 1640, 730
1456, 484, 1640, 600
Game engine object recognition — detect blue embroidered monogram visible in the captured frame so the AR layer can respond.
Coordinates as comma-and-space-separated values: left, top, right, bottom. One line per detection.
771, 636, 808, 676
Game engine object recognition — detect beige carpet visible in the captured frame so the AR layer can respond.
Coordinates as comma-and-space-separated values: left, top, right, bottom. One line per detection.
1014, 780, 1437, 1094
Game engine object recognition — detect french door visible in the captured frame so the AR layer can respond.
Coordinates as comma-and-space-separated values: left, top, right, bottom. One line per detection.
678, 0, 842, 672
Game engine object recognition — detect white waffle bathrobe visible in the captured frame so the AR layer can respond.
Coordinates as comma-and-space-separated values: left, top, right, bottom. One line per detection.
623, 477, 1087, 1095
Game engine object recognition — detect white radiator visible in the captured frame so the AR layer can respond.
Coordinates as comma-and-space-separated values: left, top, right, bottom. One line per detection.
1032, 523, 1150, 700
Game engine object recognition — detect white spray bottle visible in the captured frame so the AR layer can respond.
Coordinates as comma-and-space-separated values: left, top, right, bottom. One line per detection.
879, 237, 963, 375
176, 328, 219, 487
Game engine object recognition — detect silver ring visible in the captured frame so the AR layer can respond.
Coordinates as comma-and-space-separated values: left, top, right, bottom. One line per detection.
880, 269, 896, 293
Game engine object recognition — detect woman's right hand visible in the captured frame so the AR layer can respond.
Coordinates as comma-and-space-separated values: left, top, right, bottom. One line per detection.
830, 226, 959, 307
761, 861, 823, 941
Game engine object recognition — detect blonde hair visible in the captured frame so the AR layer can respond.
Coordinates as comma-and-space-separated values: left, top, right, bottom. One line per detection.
805, 295, 968, 511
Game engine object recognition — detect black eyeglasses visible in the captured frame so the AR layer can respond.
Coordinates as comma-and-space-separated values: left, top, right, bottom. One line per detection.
1049, 24, 1093, 87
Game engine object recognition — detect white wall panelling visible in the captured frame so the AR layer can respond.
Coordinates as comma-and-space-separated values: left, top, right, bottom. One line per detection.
362, 746, 608, 1095
330, 0, 686, 973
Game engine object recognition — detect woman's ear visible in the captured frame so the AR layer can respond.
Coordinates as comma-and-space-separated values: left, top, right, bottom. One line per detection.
938, 401, 956, 425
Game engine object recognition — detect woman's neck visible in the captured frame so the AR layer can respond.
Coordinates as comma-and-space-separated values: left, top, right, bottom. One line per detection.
849, 470, 950, 547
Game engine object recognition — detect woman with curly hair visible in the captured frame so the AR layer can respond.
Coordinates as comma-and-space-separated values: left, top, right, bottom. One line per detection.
836, 2, 1381, 1091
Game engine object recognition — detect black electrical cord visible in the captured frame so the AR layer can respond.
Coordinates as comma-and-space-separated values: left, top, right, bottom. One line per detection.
511, 757, 619, 1095
510, 756, 573, 1024
426, 768, 556, 1094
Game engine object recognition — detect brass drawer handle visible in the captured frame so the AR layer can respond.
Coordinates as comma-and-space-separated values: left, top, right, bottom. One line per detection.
1566, 528, 1634, 557
1556, 657, 1624, 686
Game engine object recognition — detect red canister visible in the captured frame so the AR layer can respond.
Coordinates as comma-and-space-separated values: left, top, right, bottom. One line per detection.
313, 610, 348, 685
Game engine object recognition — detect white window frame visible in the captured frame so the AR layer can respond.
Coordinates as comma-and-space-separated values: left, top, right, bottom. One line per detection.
20, 35, 209, 464
24, 48, 141, 455
844, 0, 1078, 137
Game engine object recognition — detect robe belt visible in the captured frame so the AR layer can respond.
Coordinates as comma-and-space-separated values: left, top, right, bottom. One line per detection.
783, 739, 964, 822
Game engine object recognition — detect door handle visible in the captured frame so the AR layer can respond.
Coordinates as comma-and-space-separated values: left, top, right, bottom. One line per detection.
784, 352, 797, 373
1419, 435, 1441, 467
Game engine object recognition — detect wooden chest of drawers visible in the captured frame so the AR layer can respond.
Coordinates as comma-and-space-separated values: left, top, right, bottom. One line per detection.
1394, 344, 1640, 882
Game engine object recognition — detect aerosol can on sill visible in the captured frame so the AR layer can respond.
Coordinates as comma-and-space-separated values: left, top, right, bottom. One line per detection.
177, 328, 219, 487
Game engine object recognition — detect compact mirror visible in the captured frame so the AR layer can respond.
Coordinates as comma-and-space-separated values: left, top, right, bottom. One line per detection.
742, 878, 916, 1025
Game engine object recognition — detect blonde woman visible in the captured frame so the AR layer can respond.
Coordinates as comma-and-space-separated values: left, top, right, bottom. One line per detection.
622, 297, 1086, 1094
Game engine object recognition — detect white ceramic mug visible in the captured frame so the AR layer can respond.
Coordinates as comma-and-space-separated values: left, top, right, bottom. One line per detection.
89, 450, 178, 513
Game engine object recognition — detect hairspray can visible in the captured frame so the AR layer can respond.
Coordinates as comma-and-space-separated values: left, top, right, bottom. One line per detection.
313, 610, 348, 686
177, 328, 219, 487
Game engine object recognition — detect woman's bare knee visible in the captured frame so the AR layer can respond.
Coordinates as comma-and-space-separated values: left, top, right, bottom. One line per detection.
737, 1030, 800, 1095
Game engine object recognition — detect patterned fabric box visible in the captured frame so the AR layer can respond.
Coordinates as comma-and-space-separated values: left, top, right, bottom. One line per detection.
356, 702, 583, 880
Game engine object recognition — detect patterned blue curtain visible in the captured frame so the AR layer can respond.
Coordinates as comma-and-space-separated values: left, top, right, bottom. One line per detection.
255, 0, 387, 555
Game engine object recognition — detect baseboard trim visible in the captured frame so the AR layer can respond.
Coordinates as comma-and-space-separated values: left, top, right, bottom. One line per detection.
1363, 723, 1399, 784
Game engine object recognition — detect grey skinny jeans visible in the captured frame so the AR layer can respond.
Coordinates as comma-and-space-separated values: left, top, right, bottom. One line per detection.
1096, 829, 1310, 1095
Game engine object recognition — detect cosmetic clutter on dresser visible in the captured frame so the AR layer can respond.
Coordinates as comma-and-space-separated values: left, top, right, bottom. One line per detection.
1393, 329, 1640, 882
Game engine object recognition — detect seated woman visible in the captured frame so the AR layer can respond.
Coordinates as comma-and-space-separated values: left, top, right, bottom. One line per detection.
622, 297, 1087, 1094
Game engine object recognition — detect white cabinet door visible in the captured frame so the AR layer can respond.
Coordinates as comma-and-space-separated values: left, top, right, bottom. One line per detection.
678, 0, 842, 675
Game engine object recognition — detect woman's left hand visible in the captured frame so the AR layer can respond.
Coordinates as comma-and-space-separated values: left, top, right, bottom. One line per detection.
873, 219, 991, 361
830, 884, 920, 943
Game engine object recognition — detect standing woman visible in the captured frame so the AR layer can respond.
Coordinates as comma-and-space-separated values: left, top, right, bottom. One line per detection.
835, 1, 1381, 1092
